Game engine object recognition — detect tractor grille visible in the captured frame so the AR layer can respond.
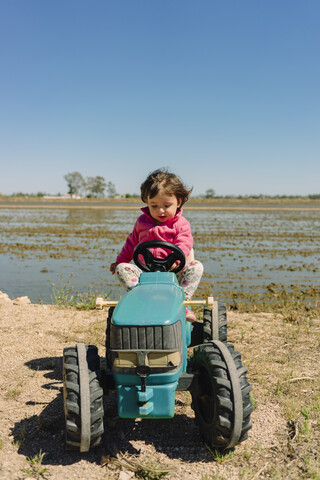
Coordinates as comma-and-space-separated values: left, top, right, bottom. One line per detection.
110, 322, 182, 351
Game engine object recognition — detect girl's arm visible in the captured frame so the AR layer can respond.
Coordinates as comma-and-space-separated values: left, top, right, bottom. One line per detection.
110, 227, 138, 273
174, 218, 193, 259
115, 222, 140, 264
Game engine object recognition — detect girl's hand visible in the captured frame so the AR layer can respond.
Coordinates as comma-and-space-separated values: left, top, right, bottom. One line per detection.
110, 262, 118, 274
170, 262, 179, 271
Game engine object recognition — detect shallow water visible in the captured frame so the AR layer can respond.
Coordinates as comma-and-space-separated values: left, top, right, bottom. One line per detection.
0, 207, 319, 306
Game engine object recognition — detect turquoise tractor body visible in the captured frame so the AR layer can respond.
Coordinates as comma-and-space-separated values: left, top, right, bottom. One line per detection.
109, 271, 191, 419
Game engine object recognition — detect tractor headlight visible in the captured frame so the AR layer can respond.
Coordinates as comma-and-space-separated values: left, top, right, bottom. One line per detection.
113, 350, 181, 368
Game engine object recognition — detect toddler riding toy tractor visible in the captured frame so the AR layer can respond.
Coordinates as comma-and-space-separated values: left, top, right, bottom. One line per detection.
62, 241, 253, 452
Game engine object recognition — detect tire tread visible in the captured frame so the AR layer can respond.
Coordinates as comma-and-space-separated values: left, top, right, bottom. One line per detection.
63, 345, 104, 451
189, 342, 253, 449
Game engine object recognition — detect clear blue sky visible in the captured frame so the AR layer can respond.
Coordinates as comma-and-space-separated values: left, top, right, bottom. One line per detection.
1, 0, 319, 196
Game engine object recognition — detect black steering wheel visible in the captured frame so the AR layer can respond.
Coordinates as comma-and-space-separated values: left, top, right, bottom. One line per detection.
133, 241, 186, 273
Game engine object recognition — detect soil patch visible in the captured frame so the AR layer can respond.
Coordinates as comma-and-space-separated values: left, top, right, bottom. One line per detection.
0, 302, 319, 480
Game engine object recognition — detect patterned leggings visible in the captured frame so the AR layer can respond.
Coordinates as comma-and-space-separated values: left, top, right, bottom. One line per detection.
115, 260, 204, 300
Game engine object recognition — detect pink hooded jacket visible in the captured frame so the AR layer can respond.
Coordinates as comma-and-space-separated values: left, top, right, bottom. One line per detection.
116, 207, 193, 264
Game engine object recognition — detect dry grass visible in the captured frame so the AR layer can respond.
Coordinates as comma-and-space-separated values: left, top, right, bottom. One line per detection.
0, 302, 319, 480
227, 311, 320, 480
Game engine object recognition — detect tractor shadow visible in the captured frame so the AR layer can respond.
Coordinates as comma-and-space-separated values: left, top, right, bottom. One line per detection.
105, 397, 212, 463
11, 356, 214, 467
11, 356, 104, 467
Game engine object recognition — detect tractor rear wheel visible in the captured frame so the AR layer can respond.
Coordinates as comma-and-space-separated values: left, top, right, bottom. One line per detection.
63, 344, 104, 451
189, 341, 253, 450
203, 302, 227, 343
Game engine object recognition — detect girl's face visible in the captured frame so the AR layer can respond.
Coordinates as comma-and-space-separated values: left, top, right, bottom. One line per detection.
147, 190, 181, 223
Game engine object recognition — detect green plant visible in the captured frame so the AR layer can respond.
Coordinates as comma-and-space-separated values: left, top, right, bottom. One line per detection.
243, 447, 252, 462
202, 475, 228, 480
205, 444, 235, 463
249, 392, 257, 409
12, 426, 26, 448
108, 454, 176, 480
50, 273, 76, 306
5, 387, 22, 398
74, 290, 101, 310
303, 455, 320, 480
136, 468, 169, 480
22, 450, 49, 479
240, 327, 245, 340
240, 469, 250, 479
299, 408, 313, 442
312, 394, 320, 426
51, 273, 110, 309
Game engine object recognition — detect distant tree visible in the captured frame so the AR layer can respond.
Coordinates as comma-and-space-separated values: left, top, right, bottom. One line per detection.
125, 193, 140, 198
64, 172, 84, 196
106, 181, 118, 198
85, 176, 106, 197
205, 188, 216, 198
85, 177, 95, 197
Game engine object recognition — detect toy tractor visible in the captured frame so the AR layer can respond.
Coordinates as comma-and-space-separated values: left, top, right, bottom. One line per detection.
62, 241, 253, 452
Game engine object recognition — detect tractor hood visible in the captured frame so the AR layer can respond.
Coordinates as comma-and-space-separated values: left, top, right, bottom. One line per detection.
112, 272, 185, 326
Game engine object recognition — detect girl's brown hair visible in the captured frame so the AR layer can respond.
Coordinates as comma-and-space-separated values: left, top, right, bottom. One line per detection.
140, 168, 192, 206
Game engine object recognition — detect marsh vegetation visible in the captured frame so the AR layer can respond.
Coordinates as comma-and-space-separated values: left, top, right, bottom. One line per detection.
0, 202, 319, 320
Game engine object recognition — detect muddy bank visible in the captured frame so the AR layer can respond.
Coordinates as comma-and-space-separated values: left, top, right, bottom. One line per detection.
1, 196, 320, 211
0, 206, 319, 313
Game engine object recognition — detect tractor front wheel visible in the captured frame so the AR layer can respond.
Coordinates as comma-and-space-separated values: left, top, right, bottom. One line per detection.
63, 344, 104, 451
189, 341, 253, 450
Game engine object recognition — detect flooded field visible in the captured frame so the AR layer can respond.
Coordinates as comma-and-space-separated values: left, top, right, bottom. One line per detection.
0, 205, 319, 313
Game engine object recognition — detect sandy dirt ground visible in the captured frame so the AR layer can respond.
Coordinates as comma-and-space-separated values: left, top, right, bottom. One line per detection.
0, 298, 319, 480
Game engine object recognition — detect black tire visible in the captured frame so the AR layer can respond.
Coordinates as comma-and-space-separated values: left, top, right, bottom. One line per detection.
189, 341, 253, 450
63, 345, 104, 451
105, 306, 115, 369
203, 303, 227, 343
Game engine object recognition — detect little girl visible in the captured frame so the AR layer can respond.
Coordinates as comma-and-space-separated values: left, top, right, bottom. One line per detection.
110, 168, 203, 321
